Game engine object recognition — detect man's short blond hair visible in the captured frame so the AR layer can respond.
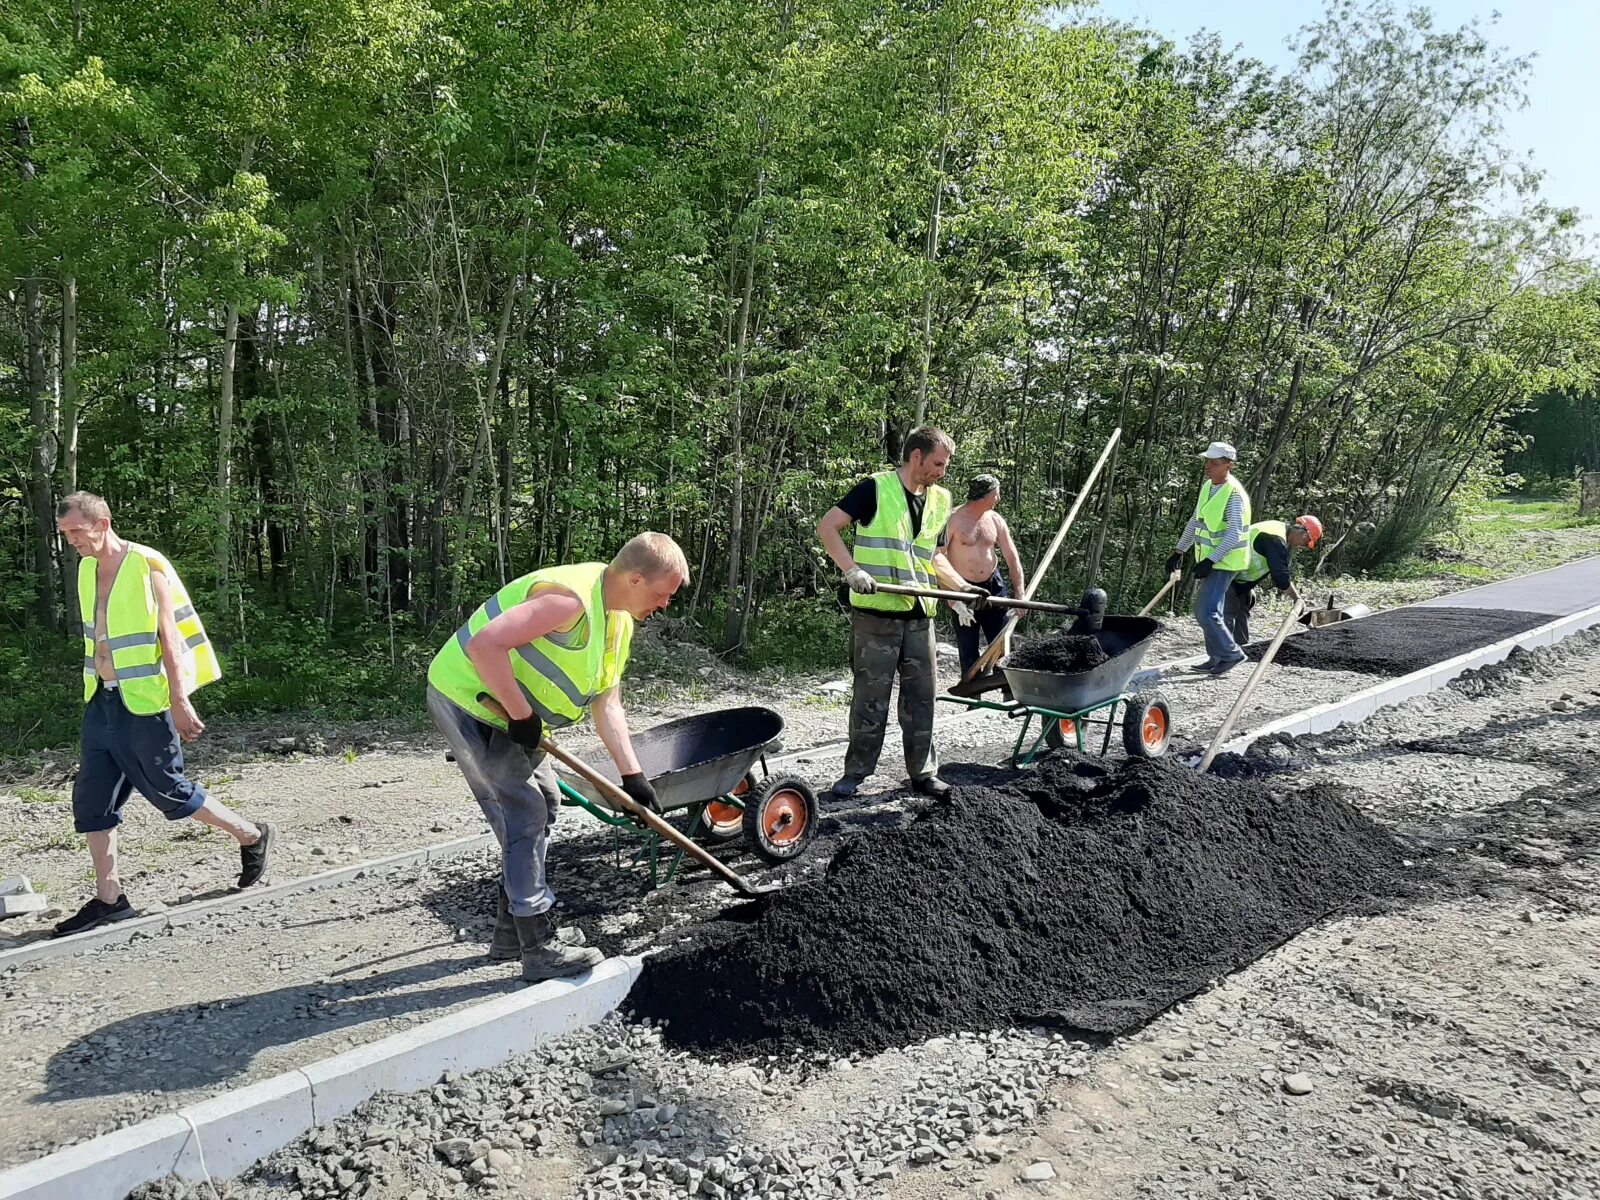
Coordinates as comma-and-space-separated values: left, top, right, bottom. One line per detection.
58, 491, 112, 523
611, 532, 690, 583
902, 426, 955, 463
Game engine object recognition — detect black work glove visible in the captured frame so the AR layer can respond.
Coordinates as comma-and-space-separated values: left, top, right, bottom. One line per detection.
479, 693, 543, 749
1194, 558, 1214, 579
620, 772, 662, 816
969, 591, 991, 611
506, 713, 544, 749
1164, 553, 1182, 576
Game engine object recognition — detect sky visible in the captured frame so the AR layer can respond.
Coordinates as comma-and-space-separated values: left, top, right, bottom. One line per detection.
1090, 0, 1600, 235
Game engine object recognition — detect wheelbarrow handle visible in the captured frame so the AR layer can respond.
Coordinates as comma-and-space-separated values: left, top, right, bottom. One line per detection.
873, 583, 1082, 615
537, 736, 781, 897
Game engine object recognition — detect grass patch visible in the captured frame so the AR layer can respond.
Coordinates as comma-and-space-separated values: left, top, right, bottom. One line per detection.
14, 786, 65, 805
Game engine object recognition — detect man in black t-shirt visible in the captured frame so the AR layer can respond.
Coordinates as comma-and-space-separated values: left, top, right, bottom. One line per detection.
817, 427, 968, 800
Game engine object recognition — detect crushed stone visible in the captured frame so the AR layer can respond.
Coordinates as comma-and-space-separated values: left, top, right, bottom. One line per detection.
629, 754, 1404, 1057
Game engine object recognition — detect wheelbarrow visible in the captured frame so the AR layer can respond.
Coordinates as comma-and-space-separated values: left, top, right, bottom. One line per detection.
939, 615, 1173, 766
555, 705, 818, 889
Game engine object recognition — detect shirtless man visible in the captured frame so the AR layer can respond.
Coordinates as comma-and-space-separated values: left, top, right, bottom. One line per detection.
939, 474, 1028, 675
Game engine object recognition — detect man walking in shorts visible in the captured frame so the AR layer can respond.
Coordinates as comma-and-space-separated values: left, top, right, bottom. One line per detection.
53, 492, 274, 937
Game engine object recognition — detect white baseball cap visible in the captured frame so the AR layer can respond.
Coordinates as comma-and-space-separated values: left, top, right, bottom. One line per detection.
1200, 441, 1237, 460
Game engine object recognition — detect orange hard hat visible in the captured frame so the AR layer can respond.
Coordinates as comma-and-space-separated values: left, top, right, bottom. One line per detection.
1295, 514, 1324, 547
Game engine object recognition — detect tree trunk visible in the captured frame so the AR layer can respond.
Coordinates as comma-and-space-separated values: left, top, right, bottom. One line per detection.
214, 139, 255, 622
15, 116, 58, 632
59, 270, 81, 626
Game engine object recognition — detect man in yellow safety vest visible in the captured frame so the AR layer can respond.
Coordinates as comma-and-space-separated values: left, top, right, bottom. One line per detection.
817, 426, 971, 801
53, 492, 274, 937
1224, 515, 1323, 645
426, 532, 687, 982
1165, 441, 1253, 675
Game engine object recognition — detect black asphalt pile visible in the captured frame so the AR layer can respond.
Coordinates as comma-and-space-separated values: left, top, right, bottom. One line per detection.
629, 755, 1403, 1058
1255, 606, 1548, 676
1008, 630, 1110, 673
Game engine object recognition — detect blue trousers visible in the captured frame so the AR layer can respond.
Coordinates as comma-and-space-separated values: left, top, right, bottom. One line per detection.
1195, 569, 1243, 663
428, 685, 562, 917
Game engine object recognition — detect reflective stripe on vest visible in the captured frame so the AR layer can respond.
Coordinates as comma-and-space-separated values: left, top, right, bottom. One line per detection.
427, 563, 635, 732
1238, 520, 1288, 584
78, 544, 221, 715
850, 472, 951, 616
1190, 476, 1252, 573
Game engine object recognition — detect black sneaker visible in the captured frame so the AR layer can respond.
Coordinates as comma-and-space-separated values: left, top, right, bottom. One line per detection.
1187, 660, 1220, 674
52, 894, 137, 938
1210, 656, 1248, 676
239, 821, 276, 888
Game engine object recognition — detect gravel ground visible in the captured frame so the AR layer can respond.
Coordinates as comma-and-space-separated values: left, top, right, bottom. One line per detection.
122, 628, 1600, 1200
0, 646, 1376, 1167
0, 610, 1366, 947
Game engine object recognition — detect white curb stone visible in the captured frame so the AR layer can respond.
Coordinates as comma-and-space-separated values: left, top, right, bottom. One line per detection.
0, 955, 643, 1200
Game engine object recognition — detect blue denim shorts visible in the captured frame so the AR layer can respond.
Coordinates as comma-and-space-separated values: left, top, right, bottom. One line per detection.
72, 684, 207, 833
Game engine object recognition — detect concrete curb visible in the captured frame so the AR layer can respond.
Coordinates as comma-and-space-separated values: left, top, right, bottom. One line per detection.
1217, 599, 1600, 756
0, 955, 642, 1200
0, 833, 497, 973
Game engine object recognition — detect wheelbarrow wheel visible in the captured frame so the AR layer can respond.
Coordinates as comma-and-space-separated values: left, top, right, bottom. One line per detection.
743, 773, 817, 864
701, 773, 757, 844
1122, 692, 1172, 759
1043, 717, 1078, 751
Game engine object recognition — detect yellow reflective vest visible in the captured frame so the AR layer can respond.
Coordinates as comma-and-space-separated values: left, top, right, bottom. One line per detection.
1191, 475, 1252, 573
427, 563, 634, 731
850, 471, 952, 617
79, 544, 220, 715
1238, 520, 1288, 585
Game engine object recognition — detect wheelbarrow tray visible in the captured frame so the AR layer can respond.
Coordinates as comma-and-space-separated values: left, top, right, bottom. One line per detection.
1000, 615, 1161, 714
560, 705, 784, 812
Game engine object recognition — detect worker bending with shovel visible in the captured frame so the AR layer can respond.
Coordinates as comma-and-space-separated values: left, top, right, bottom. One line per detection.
817, 426, 971, 801
426, 533, 687, 981
1223, 515, 1323, 646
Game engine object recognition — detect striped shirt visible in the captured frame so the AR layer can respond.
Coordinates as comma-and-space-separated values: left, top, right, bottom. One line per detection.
1176, 484, 1248, 562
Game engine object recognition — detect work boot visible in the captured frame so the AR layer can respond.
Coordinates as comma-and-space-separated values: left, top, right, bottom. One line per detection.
489, 886, 519, 962
911, 775, 952, 799
52, 893, 137, 938
513, 912, 604, 982
831, 774, 865, 799
238, 821, 275, 888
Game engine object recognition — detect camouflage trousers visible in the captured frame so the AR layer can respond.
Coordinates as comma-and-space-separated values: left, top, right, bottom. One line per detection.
844, 611, 939, 781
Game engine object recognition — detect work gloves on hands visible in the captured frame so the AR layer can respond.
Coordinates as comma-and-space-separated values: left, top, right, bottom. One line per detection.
620, 772, 662, 816
1194, 558, 1214, 579
1164, 553, 1183, 576
952, 601, 976, 627
843, 566, 877, 594
506, 714, 544, 749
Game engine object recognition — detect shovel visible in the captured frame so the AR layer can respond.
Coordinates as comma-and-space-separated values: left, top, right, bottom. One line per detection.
1138, 570, 1182, 617
1196, 595, 1305, 773
872, 583, 1087, 616
538, 736, 789, 898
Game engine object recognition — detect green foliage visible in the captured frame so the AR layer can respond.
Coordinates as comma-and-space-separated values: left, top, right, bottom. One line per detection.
4, 0, 1600, 750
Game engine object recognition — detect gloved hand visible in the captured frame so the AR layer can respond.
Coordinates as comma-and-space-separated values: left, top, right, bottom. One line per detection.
620, 772, 662, 816
1164, 553, 1182, 576
506, 713, 544, 749
1194, 558, 1214, 579
952, 601, 976, 627
843, 566, 877, 594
